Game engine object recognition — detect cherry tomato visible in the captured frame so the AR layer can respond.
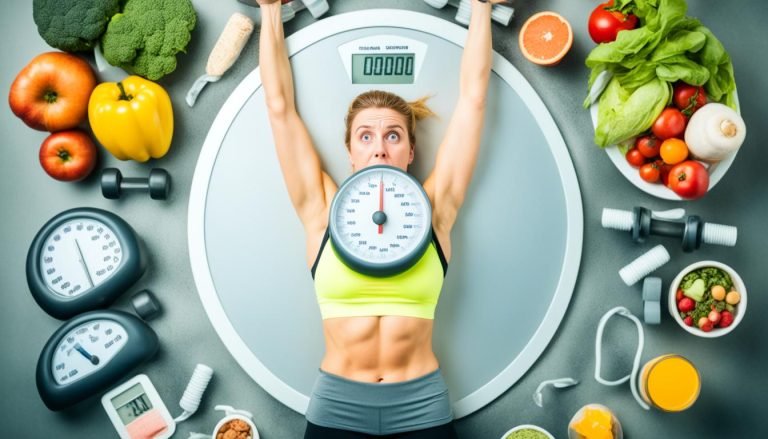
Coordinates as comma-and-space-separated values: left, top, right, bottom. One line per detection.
673, 82, 707, 116
668, 160, 709, 199
718, 310, 734, 328
625, 147, 646, 167
708, 310, 722, 324
636, 135, 660, 158
678, 297, 695, 313
639, 162, 660, 183
652, 108, 687, 140
588, 0, 639, 44
698, 317, 713, 332
659, 138, 689, 165
655, 159, 672, 186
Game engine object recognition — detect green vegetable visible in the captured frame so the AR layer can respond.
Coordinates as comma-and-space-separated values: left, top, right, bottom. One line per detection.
101, 0, 197, 80
585, 0, 737, 147
682, 278, 706, 302
595, 77, 670, 147
506, 429, 549, 439
680, 267, 733, 292
33, 0, 120, 52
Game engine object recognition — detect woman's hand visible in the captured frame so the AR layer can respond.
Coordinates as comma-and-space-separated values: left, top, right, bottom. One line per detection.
487, 0, 512, 4
256, 0, 281, 5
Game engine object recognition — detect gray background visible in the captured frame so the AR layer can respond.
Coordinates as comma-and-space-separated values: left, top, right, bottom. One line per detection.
1, 0, 766, 438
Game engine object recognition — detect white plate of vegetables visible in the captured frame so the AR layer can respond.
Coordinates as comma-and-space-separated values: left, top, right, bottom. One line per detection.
585, 0, 746, 201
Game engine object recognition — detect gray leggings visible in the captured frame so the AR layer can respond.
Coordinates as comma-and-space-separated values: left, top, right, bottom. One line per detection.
305, 369, 454, 436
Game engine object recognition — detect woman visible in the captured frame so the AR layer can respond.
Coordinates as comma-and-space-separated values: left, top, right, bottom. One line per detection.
257, 0, 505, 437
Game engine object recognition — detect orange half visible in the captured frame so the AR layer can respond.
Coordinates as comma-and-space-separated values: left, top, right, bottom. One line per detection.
519, 11, 573, 66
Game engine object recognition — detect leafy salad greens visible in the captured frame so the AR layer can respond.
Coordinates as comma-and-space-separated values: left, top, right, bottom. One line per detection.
585, 0, 736, 147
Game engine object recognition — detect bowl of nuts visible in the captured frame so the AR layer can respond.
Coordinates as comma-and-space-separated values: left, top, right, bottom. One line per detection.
213, 414, 258, 439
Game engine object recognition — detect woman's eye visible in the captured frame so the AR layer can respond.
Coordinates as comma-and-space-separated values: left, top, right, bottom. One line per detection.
361, 133, 371, 142
387, 132, 400, 142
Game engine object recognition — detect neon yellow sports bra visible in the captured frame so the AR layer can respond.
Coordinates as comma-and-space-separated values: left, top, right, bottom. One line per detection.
311, 228, 448, 320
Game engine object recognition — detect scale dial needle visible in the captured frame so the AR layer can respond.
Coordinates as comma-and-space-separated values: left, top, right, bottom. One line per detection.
74, 342, 100, 365
378, 176, 384, 234
74, 239, 94, 288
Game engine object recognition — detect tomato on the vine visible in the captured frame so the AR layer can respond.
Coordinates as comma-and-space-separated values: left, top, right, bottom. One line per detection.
652, 107, 687, 140
636, 135, 660, 158
588, 0, 639, 44
673, 83, 707, 116
625, 147, 646, 167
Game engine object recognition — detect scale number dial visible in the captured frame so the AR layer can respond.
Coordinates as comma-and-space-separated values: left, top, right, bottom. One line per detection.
329, 165, 432, 276
51, 319, 129, 385
37, 311, 158, 411
40, 219, 123, 298
27, 208, 145, 320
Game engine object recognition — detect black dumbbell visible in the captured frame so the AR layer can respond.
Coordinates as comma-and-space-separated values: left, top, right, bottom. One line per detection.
101, 168, 171, 200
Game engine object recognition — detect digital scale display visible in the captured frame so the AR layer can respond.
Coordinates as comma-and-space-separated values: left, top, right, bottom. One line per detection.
339, 35, 427, 85
101, 373, 175, 439
351, 53, 415, 84
111, 382, 154, 425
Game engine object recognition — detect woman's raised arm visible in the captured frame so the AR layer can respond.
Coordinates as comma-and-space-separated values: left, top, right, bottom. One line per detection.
258, 0, 337, 232
423, 0, 501, 234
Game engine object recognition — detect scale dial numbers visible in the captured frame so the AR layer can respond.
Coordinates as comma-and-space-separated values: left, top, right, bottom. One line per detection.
39, 219, 123, 298
51, 320, 128, 385
336, 172, 429, 263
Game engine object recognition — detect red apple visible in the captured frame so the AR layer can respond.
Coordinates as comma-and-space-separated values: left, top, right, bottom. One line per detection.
8, 52, 96, 131
39, 130, 97, 181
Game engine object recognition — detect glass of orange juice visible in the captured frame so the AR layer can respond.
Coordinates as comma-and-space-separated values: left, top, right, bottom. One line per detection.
639, 354, 700, 412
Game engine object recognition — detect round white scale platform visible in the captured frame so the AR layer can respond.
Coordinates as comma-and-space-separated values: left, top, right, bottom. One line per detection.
189, 9, 583, 418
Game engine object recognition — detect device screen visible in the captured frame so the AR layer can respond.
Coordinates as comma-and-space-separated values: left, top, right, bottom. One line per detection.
111, 382, 154, 425
351, 54, 415, 84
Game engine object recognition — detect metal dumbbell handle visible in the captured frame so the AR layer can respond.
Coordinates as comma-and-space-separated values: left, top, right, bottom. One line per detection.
602, 208, 737, 247
121, 178, 150, 191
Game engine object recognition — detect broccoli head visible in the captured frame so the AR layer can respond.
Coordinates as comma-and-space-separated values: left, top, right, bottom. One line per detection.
33, 0, 120, 52
101, 0, 197, 80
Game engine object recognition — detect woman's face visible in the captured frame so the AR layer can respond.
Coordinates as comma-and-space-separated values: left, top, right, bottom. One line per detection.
348, 108, 413, 172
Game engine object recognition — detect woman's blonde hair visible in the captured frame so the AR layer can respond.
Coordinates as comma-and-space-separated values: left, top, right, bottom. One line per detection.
344, 90, 435, 150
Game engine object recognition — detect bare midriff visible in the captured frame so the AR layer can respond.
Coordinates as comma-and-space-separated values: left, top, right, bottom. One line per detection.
320, 315, 439, 383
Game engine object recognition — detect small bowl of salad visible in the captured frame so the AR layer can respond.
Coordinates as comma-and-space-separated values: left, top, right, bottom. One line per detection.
500, 424, 554, 439
668, 261, 746, 337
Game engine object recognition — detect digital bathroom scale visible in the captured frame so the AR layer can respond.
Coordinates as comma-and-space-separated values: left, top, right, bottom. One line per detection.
188, 9, 583, 418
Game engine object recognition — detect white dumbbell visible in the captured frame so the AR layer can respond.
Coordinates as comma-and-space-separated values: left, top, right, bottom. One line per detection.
240, 0, 330, 23
424, 0, 514, 26
618, 245, 670, 287
602, 206, 737, 252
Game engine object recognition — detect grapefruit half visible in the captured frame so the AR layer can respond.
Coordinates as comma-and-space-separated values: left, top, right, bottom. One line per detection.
519, 11, 573, 66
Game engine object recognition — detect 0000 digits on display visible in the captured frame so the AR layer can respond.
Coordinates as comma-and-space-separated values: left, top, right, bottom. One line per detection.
352, 54, 415, 84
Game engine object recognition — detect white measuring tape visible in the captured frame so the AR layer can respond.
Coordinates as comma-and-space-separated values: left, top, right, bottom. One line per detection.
594, 306, 650, 410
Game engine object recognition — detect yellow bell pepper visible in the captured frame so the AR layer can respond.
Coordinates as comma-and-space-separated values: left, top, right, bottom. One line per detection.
88, 76, 173, 162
